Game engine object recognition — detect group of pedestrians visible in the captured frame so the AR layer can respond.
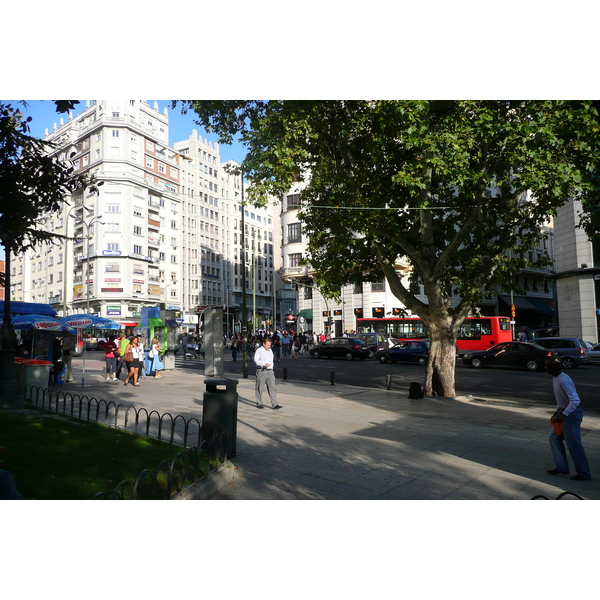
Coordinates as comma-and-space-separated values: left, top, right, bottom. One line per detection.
103, 332, 164, 387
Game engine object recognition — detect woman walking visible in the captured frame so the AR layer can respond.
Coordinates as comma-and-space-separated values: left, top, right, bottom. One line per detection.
124, 336, 143, 387
150, 337, 164, 378
104, 336, 118, 381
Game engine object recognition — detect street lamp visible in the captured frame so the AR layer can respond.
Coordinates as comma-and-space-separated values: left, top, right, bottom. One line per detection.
70, 213, 104, 313
63, 204, 92, 316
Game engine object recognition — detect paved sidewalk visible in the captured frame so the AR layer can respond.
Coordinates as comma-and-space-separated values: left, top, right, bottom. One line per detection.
55, 353, 600, 500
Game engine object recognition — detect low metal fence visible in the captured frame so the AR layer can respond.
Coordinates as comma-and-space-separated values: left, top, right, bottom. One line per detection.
23, 384, 229, 500
25, 384, 202, 448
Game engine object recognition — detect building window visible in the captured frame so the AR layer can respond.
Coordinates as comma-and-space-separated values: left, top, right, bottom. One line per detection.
289, 253, 302, 267
288, 223, 302, 243
286, 194, 301, 209
133, 245, 143, 254
371, 281, 386, 292
112, 130, 119, 138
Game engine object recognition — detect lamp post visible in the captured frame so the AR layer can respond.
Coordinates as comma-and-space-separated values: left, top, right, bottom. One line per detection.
240, 171, 249, 378
70, 213, 104, 314
63, 204, 92, 316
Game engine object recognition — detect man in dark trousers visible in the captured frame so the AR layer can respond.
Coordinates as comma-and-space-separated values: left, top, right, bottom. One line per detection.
545, 356, 592, 481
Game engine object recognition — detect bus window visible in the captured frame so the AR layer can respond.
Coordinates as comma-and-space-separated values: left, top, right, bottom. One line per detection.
457, 319, 492, 339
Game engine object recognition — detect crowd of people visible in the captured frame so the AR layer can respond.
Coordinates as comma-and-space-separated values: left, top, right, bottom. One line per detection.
226, 330, 360, 361
102, 332, 164, 387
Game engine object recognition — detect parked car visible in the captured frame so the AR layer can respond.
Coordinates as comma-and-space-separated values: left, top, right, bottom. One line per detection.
530, 337, 590, 369
355, 332, 395, 357
375, 340, 431, 366
462, 341, 554, 371
588, 343, 600, 363
310, 337, 369, 361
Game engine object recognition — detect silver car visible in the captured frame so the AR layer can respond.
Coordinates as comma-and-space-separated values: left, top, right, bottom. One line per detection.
532, 337, 590, 369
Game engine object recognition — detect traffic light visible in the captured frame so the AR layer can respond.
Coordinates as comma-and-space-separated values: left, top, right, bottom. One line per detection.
291, 278, 298, 290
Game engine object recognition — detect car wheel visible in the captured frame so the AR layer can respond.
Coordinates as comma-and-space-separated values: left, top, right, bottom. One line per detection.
345, 352, 354, 361
471, 357, 484, 368
312, 351, 320, 359
379, 355, 389, 364
561, 356, 575, 369
417, 356, 427, 366
526, 360, 539, 371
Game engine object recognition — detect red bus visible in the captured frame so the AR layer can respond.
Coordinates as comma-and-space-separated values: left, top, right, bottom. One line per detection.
356, 316, 513, 355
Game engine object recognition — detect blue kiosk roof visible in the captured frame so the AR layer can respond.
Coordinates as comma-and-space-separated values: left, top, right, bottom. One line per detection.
0, 301, 58, 317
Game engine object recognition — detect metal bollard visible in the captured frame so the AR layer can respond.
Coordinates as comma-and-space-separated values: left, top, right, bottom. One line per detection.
283, 367, 288, 380
330, 371, 335, 386
386, 374, 392, 390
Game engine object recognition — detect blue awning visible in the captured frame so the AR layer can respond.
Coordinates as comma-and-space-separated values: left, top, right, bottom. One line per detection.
0, 301, 57, 317
525, 297, 555, 314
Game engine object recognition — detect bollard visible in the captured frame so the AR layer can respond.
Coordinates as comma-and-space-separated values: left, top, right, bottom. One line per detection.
242, 339, 249, 379
386, 374, 392, 390
330, 371, 335, 386
283, 367, 288, 381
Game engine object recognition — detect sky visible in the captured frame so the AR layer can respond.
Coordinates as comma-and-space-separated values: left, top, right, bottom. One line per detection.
13, 99, 247, 163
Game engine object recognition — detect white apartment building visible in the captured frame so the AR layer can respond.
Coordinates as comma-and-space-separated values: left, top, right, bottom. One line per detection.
279, 185, 413, 335
174, 134, 280, 333
10, 100, 184, 324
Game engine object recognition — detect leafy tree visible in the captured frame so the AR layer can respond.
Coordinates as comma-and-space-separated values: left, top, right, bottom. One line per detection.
176, 100, 600, 396
0, 101, 98, 352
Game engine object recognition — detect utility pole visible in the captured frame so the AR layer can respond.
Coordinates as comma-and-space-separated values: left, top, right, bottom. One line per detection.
240, 170, 249, 377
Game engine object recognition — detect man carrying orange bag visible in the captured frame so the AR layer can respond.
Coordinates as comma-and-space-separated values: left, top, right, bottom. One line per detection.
545, 356, 591, 481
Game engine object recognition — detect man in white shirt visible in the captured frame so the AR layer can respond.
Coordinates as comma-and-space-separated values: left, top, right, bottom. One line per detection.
254, 337, 282, 410
545, 356, 591, 480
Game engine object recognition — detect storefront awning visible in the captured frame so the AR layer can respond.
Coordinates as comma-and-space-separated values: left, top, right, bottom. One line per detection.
525, 297, 555, 314
148, 317, 165, 327
499, 296, 536, 311
298, 309, 313, 319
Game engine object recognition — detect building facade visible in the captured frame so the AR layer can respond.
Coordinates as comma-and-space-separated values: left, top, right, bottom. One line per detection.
553, 198, 599, 342
280, 188, 556, 336
10, 100, 184, 325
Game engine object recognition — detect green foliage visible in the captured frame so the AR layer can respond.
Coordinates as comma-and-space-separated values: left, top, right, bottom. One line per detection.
178, 100, 600, 324
0, 102, 98, 255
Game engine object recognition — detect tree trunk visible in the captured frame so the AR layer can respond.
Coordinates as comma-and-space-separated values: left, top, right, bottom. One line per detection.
424, 316, 457, 397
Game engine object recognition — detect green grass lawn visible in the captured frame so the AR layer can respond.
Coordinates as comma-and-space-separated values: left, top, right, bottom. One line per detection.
1, 408, 196, 500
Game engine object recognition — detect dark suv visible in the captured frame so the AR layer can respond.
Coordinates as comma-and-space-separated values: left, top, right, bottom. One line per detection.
532, 337, 590, 368
310, 337, 369, 361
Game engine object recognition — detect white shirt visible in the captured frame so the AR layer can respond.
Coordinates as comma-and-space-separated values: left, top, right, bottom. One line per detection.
254, 345, 274, 369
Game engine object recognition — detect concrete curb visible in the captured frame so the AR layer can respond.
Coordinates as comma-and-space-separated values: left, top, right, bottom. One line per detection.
171, 460, 237, 500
